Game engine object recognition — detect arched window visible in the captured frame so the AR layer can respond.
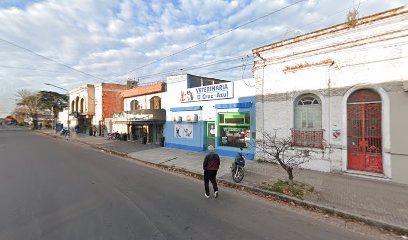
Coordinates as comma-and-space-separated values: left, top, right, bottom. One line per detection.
75, 96, 79, 113
294, 94, 322, 130
130, 100, 140, 110
71, 100, 75, 113
150, 96, 161, 110
79, 98, 85, 113
292, 94, 323, 148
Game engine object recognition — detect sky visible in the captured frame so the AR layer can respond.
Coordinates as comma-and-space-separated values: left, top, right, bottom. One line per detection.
0, 0, 406, 117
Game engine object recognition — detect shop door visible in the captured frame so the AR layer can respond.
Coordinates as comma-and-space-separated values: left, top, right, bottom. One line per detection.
206, 122, 215, 149
347, 89, 383, 173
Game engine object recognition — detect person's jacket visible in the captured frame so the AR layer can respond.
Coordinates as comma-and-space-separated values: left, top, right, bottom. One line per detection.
203, 153, 220, 171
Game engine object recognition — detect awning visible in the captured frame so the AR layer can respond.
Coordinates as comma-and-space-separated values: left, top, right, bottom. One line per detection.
170, 106, 202, 112
215, 102, 252, 109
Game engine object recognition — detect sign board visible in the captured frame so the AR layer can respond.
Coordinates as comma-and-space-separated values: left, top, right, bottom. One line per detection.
180, 82, 233, 102
174, 124, 193, 139
113, 112, 153, 122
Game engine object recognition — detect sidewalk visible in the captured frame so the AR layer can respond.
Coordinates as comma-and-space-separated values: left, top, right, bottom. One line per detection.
40, 129, 408, 231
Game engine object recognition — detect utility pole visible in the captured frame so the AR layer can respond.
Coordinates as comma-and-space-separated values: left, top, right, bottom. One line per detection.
44, 83, 70, 136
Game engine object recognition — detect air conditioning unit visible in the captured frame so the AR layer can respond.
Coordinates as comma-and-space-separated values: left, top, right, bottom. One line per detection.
173, 116, 182, 122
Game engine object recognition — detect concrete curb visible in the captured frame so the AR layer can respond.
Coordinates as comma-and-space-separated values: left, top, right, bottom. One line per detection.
37, 130, 408, 236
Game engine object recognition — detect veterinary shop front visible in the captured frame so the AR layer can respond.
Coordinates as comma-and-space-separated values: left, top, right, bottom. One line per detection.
164, 74, 256, 159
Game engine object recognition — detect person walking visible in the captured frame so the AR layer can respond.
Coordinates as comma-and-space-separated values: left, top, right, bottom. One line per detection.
93, 125, 97, 137
203, 145, 220, 199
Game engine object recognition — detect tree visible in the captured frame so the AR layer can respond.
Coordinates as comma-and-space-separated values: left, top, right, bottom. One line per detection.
14, 90, 68, 129
15, 90, 41, 129
11, 106, 29, 124
38, 91, 68, 118
256, 130, 314, 187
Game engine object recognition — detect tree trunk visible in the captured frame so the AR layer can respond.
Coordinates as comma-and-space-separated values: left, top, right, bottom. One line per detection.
287, 167, 294, 188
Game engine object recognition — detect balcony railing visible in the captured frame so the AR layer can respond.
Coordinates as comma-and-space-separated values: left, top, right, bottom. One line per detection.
291, 128, 325, 149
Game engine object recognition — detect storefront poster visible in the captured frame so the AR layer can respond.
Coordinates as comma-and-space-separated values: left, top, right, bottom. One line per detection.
331, 129, 341, 141
174, 124, 193, 139
180, 82, 233, 102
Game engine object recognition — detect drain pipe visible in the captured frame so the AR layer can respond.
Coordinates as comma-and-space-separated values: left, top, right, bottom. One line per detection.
255, 51, 267, 161
327, 61, 335, 171
255, 52, 266, 133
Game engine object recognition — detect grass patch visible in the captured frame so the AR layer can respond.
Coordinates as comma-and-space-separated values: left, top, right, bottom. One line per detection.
261, 179, 314, 200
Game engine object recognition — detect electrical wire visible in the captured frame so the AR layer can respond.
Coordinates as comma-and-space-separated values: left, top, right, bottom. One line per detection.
113, 0, 306, 78
120, 2, 357, 84
0, 65, 66, 73
133, 54, 251, 80
0, 38, 108, 81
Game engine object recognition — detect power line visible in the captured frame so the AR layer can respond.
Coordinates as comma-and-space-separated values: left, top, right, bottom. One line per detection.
121, 2, 356, 84
114, 0, 306, 78
132, 54, 251, 80
0, 65, 65, 73
0, 38, 107, 82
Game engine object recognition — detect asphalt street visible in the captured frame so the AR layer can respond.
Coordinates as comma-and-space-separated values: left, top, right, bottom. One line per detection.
0, 128, 375, 240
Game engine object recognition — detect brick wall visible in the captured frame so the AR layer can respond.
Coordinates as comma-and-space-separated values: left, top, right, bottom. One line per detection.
102, 89, 124, 119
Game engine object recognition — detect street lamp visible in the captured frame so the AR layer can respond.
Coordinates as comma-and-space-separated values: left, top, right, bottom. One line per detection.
44, 83, 70, 135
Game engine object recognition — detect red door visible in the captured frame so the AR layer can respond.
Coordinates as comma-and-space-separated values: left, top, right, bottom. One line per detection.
347, 89, 383, 173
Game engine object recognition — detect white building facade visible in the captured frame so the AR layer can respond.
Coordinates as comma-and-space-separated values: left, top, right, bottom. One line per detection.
253, 6, 408, 184
112, 82, 166, 144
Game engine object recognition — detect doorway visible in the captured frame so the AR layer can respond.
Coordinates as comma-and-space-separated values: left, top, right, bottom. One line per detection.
347, 89, 383, 173
206, 122, 215, 149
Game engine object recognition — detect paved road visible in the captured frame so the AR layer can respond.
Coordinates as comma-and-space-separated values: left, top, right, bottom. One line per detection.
0, 129, 374, 240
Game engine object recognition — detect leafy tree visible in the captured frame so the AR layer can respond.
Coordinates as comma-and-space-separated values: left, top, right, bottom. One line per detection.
38, 91, 68, 117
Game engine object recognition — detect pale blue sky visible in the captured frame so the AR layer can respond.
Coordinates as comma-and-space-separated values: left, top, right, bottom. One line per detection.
0, 0, 406, 117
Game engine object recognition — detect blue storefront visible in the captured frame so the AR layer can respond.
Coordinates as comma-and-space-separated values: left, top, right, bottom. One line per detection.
164, 74, 256, 160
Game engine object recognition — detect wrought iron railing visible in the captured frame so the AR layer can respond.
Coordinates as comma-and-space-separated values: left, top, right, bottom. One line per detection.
291, 128, 325, 149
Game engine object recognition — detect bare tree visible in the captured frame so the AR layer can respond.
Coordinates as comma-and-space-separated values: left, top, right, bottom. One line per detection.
256, 130, 313, 187
15, 90, 41, 129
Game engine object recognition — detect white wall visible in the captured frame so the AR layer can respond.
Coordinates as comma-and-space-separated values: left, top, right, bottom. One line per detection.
57, 108, 69, 126
123, 92, 166, 111
253, 8, 408, 175
93, 85, 103, 125
112, 123, 127, 134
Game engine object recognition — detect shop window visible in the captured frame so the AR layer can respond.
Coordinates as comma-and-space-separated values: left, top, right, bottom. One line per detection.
130, 100, 140, 110
218, 113, 250, 125
80, 98, 84, 113
225, 118, 244, 124
71, 100, 75, 113
219, 126, 251, 148
219, 114, 225, 123
75, 96, 79, 112
293, 94, 323, 148
150, 96, 161, 110
218, 113, 251, 148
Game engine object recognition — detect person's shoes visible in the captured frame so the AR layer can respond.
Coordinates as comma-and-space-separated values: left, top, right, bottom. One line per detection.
214, 191, 218, 198
205, 193, 210, 199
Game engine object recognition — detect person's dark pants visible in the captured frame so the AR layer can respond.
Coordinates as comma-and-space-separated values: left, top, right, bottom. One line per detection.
204, 170, 218, 196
